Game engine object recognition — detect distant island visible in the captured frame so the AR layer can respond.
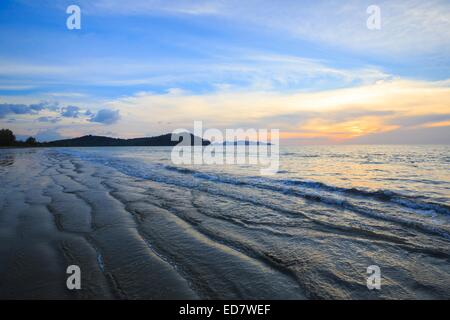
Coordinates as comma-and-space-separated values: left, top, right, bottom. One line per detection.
220, 140, 272, 146
0, 128, 210, 147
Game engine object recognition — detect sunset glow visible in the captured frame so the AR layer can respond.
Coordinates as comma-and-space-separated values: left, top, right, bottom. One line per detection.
0, 0, 449, 144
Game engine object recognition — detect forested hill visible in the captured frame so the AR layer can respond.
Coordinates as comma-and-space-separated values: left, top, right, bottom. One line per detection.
42, 133, 210, 147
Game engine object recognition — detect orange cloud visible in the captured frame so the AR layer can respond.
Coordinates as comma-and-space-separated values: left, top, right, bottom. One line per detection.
422, 120, 450, 128
281, 116, 400, 141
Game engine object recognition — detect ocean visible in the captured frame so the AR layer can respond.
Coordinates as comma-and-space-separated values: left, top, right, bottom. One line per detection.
0, 145, 449, 299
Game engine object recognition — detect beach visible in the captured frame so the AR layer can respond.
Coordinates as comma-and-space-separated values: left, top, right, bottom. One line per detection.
0, 147, 449, 299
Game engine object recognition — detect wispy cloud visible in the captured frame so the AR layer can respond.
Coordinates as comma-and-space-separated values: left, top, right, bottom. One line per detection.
0, 85, 36, 90
74, 0, 223, 16
69, 0, 450, 56
37, 116, 61, 123
89, 109, 121, 125
101, 78, 450, 142
0, 54, 390, 92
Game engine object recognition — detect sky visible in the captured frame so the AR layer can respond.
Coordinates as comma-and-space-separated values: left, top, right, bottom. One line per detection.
0, 0, 449, 144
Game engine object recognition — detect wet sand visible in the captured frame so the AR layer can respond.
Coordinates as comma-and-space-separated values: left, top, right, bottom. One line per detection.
0, 149, 305, 299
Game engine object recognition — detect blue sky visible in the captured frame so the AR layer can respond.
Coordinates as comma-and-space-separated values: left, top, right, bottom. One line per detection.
0, 0, 449, 143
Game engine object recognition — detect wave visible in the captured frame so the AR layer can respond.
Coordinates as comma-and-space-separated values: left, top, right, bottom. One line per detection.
59, 150, 450, 217
53, 150, 450, 241
158, 165, 450, 240
162, 164, 450, 216
281, 179, 450, 215
164, 165, 197, 175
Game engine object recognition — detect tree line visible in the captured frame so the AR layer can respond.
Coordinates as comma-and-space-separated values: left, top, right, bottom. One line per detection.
0, 129, 38, 147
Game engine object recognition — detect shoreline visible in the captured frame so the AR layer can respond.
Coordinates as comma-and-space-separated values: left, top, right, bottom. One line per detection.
0, 149, 305, 299
1, 148, 450, 299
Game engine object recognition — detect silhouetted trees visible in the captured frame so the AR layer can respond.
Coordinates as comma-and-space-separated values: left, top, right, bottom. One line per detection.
0, 129, 16, 146
25, 137, 37, 145
0, 129, 38, 147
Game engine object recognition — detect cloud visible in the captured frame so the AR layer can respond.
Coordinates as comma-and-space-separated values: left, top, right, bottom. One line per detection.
0, 102, 94, 128
90, 109, 121, 124
253, 0, 450, 56
347, 125, 450, 145
104, 78, 450, 143
35, 128, 67, 142
0, 104, 28, 117
37, 116, 61, 123
70, 0, 450, 56
29, 101, 59, 111
2, 78, 449, 144
0, 102, 58, 118
0, 85, 36, 90
0, 54, 390, 93
75, 0, 222, 16
389, 114, 450, 127
61, 105, 80, 118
